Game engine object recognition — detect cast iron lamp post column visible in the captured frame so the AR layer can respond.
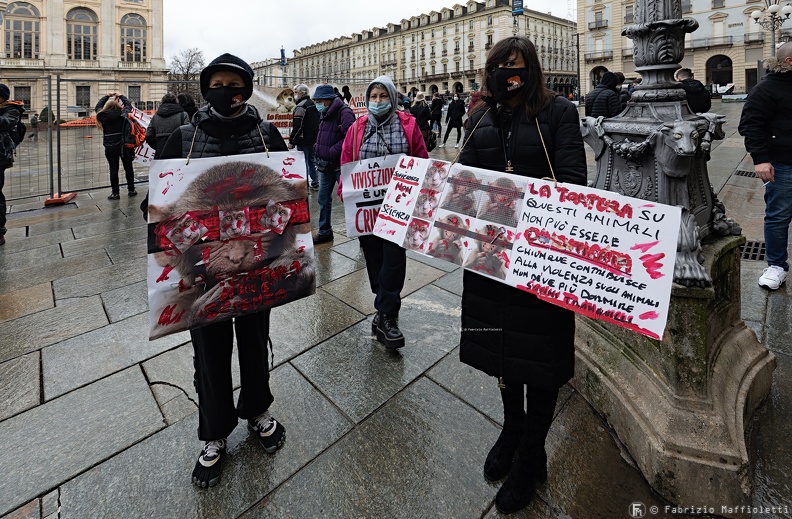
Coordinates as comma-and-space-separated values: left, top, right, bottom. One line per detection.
751, 1, 792, 56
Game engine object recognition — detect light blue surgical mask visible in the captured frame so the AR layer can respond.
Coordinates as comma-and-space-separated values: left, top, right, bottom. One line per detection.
368, 101, 391, 117
315, 102, 327, 113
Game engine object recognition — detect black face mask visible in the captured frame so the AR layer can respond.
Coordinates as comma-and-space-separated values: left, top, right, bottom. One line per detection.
204, 86, 247, 117
487, 68, 529, 102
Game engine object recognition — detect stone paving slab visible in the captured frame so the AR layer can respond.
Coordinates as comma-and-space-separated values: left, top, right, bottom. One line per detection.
102, 240, 148, 265
535, 393, 667, 519
0, 352, 39, 422
765, 293, 792, 357
59, 225, 148, 258
5, 206, 101, 231
313, 248, 365, 287
751, 353, 792, 511
321, 257, 445, 316
0, 283, 53, 323
0, 244, 61, 271
329, 238, 365, 262
241, 376, 498, 519
42, 312, 189, 400
53, 259, 146, 300
0, 499, 39, 519
740, 261, 770, 324
58, 363, 352, 519
432, 268, 464, 297
70, 214, 147, 240
0, 228, 75, 254
142, 343, 238, 426
291, 284, 459, 423
717, 182, 766, 242
101, 280, 149, 323
0, 295, 108, 364
0, 367, 164, 517
407, 249, 462, 273
0, 251, 112, 295
270, 289, 365, 365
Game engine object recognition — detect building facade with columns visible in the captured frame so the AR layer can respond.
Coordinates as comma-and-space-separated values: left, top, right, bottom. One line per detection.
0, 0, 167, 118
577, 0, 792, 97
253, 0, 577, 98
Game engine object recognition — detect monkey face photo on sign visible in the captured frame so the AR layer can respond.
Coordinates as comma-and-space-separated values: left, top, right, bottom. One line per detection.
147, 159, 314, 338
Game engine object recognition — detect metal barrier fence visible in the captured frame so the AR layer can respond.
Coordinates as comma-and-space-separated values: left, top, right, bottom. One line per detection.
2, 76, 200, 202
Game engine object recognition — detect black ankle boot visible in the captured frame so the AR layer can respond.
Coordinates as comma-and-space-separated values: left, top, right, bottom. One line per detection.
377, 312, 405, 349
484, 427, 522, 481
494, 448, 547, 514
372, 313, 385, 344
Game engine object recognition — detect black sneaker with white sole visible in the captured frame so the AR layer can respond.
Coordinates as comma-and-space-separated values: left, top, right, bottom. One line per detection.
192, 438, 226, 488
248, 411, 286, 453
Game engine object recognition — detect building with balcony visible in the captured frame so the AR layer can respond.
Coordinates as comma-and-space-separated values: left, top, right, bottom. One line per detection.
254, 0, 577, 98
577, 0, 791, 97
0, 0, 167, 117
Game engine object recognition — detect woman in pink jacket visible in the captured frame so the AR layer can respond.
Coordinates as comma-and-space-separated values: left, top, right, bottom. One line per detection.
341, 75, 428, 349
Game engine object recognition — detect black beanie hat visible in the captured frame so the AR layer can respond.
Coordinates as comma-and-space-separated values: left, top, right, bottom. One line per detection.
200, 53, 254, 100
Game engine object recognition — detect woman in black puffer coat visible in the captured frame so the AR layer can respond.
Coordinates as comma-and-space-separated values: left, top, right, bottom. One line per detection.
142, 53, 288, 491
458, 36, 586, 515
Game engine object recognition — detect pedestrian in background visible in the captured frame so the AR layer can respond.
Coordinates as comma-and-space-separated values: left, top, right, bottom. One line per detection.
177, 93, 198, 119
738, 42, 792, 291
145, 92, 189, 156
429, 92, 444, 135
409, 91, 431, 147
440, 93, 465, 148
0, 83, 24, 247
289, 84, 320, 191
584, 71, 622, 118
29, 112, 39, 141
95, 92, 136, 200
459, 36, 586, 514
312, 83, 355, 244
340, 75, 428, 349
144, 53, 288, 489
674, 68, 711, 114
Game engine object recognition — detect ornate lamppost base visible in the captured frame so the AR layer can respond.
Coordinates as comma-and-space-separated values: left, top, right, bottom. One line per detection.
572, 235, 776, 513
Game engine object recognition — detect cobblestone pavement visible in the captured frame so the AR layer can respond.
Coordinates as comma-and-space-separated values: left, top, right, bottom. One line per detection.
1, 100, 790, 519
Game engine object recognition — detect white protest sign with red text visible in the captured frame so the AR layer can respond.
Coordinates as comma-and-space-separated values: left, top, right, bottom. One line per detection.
372, 158, 681, 340
341, 154, 403, 237
128, 105, 154, 166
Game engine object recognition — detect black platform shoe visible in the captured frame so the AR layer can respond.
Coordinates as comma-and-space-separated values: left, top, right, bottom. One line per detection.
377, 312, 405, 349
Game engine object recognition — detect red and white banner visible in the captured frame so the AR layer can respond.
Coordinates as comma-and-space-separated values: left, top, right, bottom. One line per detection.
128, 106, 155, 166
373, 157, 681, 340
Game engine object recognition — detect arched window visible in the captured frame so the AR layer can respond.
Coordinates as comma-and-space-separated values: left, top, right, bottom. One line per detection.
120, 13, 147, 62
67, 8, 98, 60
4, 2, 40, 59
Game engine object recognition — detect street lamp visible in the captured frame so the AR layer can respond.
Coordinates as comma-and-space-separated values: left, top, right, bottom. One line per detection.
751, 1, 792, 56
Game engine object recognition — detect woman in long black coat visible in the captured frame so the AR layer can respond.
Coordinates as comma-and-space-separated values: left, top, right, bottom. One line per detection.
458, 36, 586, 515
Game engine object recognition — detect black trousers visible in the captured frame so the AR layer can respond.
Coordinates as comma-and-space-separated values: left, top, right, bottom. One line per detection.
0, 166, 6, 236
443, 124, 462, 144
105, 145, 135, 194
359, 234, 406, 315
190, 310, 274, 441
501, 384, 559, 464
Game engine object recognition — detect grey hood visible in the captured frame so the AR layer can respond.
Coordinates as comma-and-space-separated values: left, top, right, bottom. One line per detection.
366, 75, 398, 123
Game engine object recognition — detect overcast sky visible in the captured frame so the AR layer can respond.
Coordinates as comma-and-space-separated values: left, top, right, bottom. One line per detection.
163, 0, 567, 67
